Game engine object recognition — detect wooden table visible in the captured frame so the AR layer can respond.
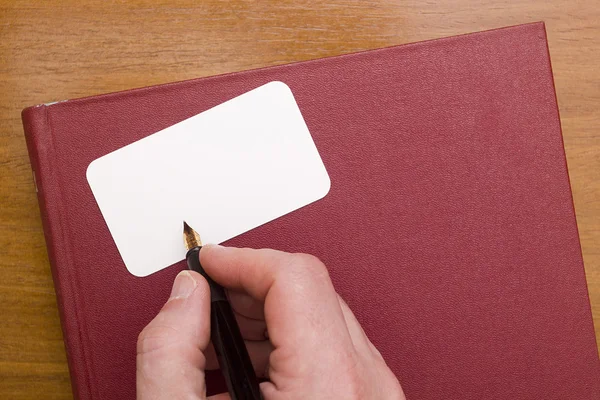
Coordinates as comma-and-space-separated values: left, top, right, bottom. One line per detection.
1, 1, 598, 398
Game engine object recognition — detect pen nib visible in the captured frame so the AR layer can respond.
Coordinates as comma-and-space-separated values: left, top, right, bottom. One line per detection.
183, 221, 202, 250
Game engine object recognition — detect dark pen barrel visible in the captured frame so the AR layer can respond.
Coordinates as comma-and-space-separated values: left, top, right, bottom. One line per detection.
186, 247, 263, 400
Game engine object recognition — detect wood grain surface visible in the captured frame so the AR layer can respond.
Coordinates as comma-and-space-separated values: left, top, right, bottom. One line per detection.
1, 1, 599, 398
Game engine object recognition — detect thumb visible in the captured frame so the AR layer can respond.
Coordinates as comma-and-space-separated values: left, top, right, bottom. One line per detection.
137, 270, 211, 400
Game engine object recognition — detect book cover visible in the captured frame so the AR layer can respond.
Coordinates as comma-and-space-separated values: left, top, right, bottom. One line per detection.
22, 22, 600, 399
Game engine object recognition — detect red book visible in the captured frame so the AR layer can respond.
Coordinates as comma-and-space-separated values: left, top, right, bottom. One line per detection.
22, 22, 600, 399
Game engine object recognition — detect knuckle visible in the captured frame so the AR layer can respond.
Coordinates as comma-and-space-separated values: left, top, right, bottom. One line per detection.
137, 324, 179, 355
343, 356, 367, 400
282, 253, 331, 289
290, 253, 327, 274
273, 252, 337, 305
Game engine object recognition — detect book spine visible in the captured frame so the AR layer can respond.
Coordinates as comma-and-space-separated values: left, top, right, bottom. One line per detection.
22, 105, 91, 400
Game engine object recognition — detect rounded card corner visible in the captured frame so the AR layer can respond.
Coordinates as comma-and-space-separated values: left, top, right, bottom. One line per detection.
269, 80, 293, 94
318, 174, 332, 199
127, 265, 150, 278
86, 158, 100, 184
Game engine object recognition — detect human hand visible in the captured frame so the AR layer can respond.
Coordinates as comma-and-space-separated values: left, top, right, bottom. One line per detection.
137, 245, 405, 399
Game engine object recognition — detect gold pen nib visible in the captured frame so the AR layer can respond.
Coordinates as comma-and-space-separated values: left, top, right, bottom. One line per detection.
183, 221, 202, 250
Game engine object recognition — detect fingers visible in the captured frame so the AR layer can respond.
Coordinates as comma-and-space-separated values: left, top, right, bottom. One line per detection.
205, 340, 273, 377
235, 312, 268, 341
207, 394, 230, 400
137, 271, 211, 400
200, 245, 354, 361
336, 295, 387, 361
225, 291, 267, 340
337, 295, 374, 353
200, 246, 293, 300
198, 246, 403, 399
228, 290, 265, 320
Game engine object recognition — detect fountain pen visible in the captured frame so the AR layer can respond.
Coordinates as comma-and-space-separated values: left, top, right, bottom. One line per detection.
183, 222, 263, 400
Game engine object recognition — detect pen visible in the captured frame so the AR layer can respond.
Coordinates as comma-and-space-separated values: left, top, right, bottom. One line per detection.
182, 222, 263, 400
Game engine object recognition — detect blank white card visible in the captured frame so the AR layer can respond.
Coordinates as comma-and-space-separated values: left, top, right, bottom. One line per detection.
87, 81, 330, 277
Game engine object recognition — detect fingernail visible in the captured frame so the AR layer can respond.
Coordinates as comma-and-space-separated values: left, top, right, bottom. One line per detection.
169, 271, 197, 300
203, 243, 224, 250
200, 244, 225, 258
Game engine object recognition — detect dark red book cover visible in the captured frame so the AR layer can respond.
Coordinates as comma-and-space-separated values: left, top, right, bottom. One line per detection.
22, 22, 600, 399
